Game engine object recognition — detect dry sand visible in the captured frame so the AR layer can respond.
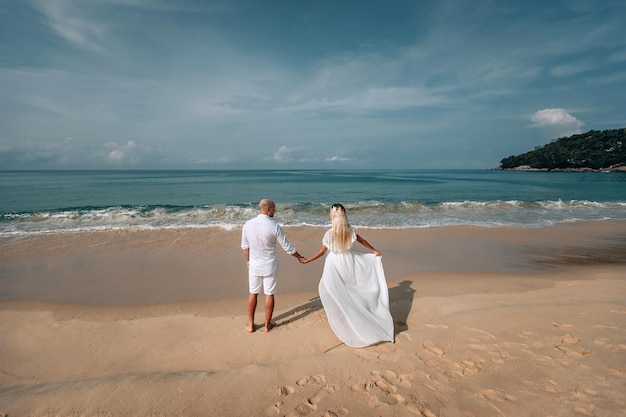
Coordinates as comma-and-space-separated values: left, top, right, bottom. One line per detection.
1, 221, 625, 416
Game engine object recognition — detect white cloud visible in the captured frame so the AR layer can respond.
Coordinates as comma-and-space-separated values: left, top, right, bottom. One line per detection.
530, 108, 582, 127
529, 108, 585, 139
106, 140, 141, 164
28, 0, 210, 52
274, 86, 447, 116
339, 87, 447, 113
192, 155, 234, 164
326, 155, 351, 162
272, 145, 303, 162
269, 145, 350, 164
21, 95, 75, 118
31, 0, 108, 51
108, 149, 124, 162
550, 62, 593, 77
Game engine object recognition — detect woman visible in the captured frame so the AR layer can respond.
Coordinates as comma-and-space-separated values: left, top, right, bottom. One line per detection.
302, 203, 394, 348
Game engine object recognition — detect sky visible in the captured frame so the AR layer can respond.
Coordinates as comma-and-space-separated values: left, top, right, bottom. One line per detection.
1, 0, 625, 170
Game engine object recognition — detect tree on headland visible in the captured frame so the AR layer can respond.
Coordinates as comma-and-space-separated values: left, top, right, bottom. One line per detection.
498, 128, 626, 171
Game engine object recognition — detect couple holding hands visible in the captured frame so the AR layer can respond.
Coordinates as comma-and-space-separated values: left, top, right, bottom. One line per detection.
241, 199, 394, 348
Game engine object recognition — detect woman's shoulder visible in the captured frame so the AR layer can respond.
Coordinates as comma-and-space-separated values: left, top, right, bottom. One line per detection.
322, 228, 333, 246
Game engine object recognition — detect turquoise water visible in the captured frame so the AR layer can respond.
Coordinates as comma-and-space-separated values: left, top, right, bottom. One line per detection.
1, 169, 625, 235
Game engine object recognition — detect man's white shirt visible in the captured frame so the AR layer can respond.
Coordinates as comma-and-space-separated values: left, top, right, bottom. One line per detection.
241, 214, 296, 275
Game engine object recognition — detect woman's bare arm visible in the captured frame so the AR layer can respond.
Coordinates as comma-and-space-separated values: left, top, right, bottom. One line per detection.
356, 234, 381, 256
301, 245, 327, 264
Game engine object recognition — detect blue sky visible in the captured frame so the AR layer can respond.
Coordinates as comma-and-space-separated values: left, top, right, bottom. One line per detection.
1, 0, 625, 170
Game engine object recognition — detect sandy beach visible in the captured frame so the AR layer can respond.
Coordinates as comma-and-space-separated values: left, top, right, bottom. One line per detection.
1, 221, 626, 416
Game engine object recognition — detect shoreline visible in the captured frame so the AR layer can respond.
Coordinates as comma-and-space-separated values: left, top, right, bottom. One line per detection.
495, 165, 626, 172
1, 220, 626, 306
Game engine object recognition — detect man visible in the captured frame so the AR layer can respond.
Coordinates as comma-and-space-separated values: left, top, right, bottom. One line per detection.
241, 198, 304, 332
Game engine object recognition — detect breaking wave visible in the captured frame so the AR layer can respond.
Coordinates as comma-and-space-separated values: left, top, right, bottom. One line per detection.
2, 199, 625, 236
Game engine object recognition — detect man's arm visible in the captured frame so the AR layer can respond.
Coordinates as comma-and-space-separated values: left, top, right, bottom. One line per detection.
242, 248, 249, 267
241, 222, 250, 266
274, 224, 303, 261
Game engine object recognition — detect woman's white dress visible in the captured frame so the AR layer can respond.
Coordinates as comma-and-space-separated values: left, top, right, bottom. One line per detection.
318, 229, 395, 348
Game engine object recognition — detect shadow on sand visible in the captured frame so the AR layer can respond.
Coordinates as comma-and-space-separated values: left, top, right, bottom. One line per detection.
388, 280, 416, 335
274, 296, 323, 327
274, 280, 416, 338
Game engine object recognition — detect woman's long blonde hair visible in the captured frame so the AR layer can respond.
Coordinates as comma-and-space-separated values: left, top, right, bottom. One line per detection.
330, 203, 352, 252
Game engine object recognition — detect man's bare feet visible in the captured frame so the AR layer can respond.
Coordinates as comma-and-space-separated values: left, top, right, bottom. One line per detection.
264, 322, 275, 332
246, 322, 255, 333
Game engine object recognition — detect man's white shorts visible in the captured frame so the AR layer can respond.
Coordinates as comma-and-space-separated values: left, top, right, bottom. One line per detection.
249, 271, 278, 295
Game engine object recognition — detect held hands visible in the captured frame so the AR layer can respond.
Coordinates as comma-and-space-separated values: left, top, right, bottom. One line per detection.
297, 254, 315, 264
298, 250, 381, 263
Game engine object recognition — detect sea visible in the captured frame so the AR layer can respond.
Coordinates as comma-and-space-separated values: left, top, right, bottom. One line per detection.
1, 169, 625, 236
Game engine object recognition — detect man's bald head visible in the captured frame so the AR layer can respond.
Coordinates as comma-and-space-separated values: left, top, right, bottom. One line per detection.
259, 199, 276, 216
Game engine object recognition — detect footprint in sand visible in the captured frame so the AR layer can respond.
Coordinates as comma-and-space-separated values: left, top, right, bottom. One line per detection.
353, 371, 444, 417
476, 390, 516, 416
374, 369, 413, 389
264, 386, 295, 416
296, 374, 326, 387
594, 337, 626, 351
422, 340, 445, 357
309, 384, 338, 405
539, 379, 561, 394
279, 386, 295, 395
405, 403, 438, 417
377, 348, 403, 362
367, 381, 405, 407
453, 358, 484, 377
283, 384, 339, 417
264, 404, 282, 416
572, 403, 596, 416
350, 370, 413, 408
478, 388, 517, 402
555, 343, 593, 358
273, 375, 344, 417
